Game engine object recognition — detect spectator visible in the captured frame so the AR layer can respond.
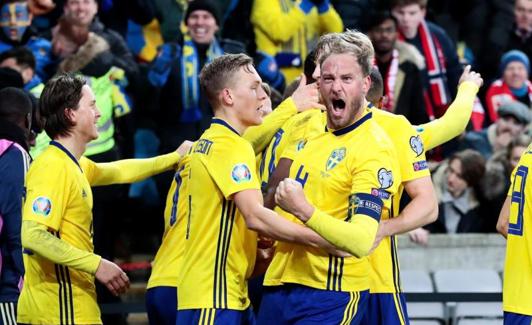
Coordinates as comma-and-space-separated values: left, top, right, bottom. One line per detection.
460, 101, 531, 159
367, 10, 428, 125
0, 0, 52, 79
0, 46, 43, 97
147, 0, 246, 153
0, 87, 33, 323
481, 134, 531, 231
485, 50, 532, 124
391, 0, 462, 120
251, 0, 343, 83
426, 149, 487, 234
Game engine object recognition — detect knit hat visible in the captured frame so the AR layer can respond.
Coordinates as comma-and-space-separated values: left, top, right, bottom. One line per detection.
500, 50, 530, 75
498, 101, 531, 125
184, 0, 221, 26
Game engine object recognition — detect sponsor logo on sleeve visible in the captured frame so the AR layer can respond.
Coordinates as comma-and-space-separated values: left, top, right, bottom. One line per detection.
32, 196, 51, 217
371, 188, 391, 200
410, 135, 424, 157
413, 160, 429, 171
231, 164, 252, 183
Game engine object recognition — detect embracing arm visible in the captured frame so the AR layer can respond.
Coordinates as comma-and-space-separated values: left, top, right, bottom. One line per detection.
496, 196, 510, 239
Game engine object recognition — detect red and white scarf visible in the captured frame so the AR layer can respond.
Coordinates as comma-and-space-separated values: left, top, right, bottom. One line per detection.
400, 20, 450, 118
381, 49, 399, 112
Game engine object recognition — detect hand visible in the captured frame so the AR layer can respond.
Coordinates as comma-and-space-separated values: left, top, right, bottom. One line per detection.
459, 65, 483, 88
176, 140, 194, 156
275, 178, 314, 222
408, 228, 429, 246
95, 258, 130, 296
369, 220, 390, 253
291, 74, 326, 112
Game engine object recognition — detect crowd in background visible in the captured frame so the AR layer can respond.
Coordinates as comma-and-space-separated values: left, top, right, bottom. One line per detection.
1, 0, 531, 266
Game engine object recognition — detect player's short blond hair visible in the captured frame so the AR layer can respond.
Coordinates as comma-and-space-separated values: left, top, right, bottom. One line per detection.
199, 53, 254, 109
317, 30, 374, 77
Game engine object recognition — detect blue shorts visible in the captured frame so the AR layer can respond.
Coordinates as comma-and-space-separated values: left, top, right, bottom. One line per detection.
360, 293, 409, 325
504, 311, 532, 325
257, 284, 369, 325
176, 307, 256, 325
146, 286, 177, 325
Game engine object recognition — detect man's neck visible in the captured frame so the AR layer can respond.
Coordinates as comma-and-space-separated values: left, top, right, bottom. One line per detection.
53, 135, 86, 160
214, 110, 246, 135
376, 50, 393, 63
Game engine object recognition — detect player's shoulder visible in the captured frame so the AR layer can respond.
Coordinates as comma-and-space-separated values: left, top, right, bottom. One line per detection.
288, 109, 323, 129
372, 108, 412, 129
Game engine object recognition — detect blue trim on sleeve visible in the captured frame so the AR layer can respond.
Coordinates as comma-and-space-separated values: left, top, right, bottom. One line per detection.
353, 193, 383, 222
299, 0, 314, 14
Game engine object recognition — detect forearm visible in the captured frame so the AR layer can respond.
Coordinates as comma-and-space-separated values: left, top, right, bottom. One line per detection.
90, 151, 181, 186
496, 197, 510, 239
382, 194, 438, 236
306, 209, 378, 258
421, 81, 479, 150
21, 221, 101, 274
244, 98, 297, 154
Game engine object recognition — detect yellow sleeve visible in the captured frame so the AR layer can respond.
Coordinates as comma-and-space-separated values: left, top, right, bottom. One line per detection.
317, 4, 344, 34
306, 208, 378, 258
80, 152, 181, 186
203, 139, 261, 199
395, 116, 431, 182
251, 0, 306, 44
23, 160, 69, 231
417, 81, 479, 150
243, 97, 297, 154
21, 220, 101, 274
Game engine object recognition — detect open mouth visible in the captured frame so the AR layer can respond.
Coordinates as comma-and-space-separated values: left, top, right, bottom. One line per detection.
332, 99, 346, 110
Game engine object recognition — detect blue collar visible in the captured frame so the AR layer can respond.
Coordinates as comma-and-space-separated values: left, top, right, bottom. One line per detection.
325, 112, 373, 136
50, 140, 82, 171
211, 118, 240, 136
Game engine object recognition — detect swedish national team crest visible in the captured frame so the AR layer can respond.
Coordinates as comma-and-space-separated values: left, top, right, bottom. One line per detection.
32, 196, 51, 217
378, 168, 393, 189
232, 163, 252, 183
410, 135, 424, 157
326, 147, 346, 171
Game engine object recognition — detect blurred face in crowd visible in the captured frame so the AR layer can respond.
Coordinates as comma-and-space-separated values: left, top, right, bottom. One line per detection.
446, 158, 468, 198
503, 61, 529, 89
0, 57, 33, 83
186, 10, 218, 44
0, 1, 32, 42
497, 115, 526, 137
510, 145, 527, 169
392, 3, 425, 39
514, 0, 532, 31
368, 18, 397, 56
229, 65, 268, 128
64, 0, 97, 27
320, 53, 370, 130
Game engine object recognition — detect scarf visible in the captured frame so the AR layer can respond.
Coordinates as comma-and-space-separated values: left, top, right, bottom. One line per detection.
180, 34, 223, 123
401, 20, 449, 118
381, 49, 399, 112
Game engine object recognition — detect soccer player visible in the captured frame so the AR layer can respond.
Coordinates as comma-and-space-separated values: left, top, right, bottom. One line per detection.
175, 53, 340, 325
262, 31, 482, 325
146, 78, 324, 325
258, 31, 401, 324
496, 145, 532, 324
0, 87, 32, 324
17, 74, 191, 325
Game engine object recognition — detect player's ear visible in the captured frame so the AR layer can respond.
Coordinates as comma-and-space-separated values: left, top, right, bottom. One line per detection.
362, 75, 371, 95
220, 88, 234, 106
64, 107, 76, 124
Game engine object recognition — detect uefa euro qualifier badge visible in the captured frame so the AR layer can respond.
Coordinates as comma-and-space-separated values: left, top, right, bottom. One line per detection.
232, 163, 252, 183
410, 135, 424, 157
32, 196, 52, 217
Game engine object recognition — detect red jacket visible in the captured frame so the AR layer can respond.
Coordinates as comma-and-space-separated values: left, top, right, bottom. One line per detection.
485, 79, 532, 124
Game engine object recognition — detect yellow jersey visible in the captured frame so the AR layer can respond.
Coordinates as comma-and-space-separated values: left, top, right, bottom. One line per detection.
147, 155, 191, 290
264, 109, 400, 292
18, 142, 100, 325
368, 107, 430, 293
177, 119, 260, 311
503, 144, 532, 316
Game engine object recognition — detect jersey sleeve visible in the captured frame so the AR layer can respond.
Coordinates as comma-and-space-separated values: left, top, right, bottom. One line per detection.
395, 116, 430, 182
23, 160, 69, 231
203, 138, 261, 199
